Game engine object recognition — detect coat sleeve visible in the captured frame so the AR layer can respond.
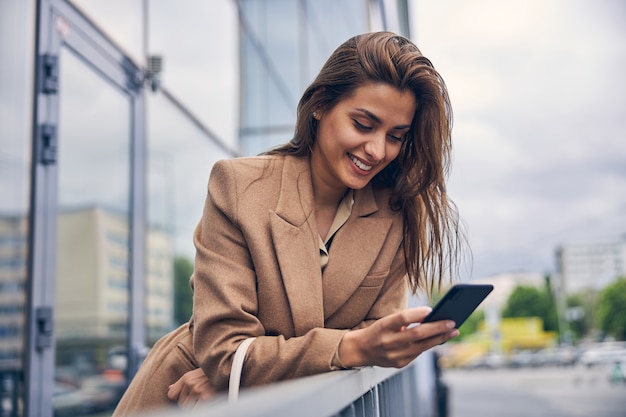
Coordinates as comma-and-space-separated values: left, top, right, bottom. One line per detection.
191, 160, 349, 391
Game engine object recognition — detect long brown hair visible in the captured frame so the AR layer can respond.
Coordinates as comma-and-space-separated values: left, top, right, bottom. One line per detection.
267, 31, 466, 295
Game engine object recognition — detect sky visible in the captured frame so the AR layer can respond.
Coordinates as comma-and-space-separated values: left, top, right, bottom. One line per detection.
410, 0, 626, 280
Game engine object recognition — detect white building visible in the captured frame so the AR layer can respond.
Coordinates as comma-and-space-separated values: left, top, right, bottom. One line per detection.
556, 237, 626, 294
56, 206, 175, 344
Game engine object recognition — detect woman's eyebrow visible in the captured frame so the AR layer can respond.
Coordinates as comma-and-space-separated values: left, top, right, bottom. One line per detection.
354, 108, 411, 129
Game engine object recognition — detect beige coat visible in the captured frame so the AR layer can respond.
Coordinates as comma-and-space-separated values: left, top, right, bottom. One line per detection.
113, 155, 407, 415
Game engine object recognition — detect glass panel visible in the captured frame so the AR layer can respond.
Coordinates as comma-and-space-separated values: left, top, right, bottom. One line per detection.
239, 0, 299, 155
146, 92, 232, 339
0, 0, 35, 415
148, 0, 239, 148
305, 0, 369, 77
72, 0, 240, 148
68, 0, 144, 63
55, 47, 131, 416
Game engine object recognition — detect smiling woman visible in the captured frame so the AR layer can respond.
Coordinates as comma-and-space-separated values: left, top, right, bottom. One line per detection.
112, 31, 465, 415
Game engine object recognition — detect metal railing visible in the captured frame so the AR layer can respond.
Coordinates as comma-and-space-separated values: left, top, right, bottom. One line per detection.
146, 352, 443, 417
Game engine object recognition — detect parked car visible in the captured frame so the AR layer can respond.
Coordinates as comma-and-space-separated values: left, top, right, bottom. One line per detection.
578, 342, 626, 367
533, 346, 578, 367
507, 350, 538, 368
465, 352, 507, 369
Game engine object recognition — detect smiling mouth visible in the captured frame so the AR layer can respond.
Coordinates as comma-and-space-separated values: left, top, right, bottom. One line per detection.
348, 153, 374, 171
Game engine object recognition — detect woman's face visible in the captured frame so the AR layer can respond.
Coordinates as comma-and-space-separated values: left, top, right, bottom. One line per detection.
311, 82, 416, 195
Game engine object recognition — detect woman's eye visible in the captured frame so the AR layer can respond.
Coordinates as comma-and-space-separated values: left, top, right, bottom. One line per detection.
389, 134, 404, 142
353, 120, 371, 131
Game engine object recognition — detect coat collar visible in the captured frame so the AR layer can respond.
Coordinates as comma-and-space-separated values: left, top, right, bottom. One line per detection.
269, 156, 393, 334
321, 188, 392, 319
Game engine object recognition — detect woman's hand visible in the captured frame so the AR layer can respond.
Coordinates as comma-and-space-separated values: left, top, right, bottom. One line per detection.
338, 306, 458, 369
167, 368, 216, 409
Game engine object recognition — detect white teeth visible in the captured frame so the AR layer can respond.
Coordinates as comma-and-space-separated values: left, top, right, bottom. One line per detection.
350, 154, 373, 171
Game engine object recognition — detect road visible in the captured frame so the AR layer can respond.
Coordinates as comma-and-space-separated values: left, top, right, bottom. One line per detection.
442, 365, 626, 417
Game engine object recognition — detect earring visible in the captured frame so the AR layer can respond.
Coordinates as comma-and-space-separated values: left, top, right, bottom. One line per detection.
312, 111, 318, 118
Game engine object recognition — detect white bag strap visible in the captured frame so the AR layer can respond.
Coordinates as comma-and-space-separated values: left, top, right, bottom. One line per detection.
228, 337, 256, 402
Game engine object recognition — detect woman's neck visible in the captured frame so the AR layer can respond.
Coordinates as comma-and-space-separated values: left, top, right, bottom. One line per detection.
310, 170, 347, 239
311, 172, 346, 211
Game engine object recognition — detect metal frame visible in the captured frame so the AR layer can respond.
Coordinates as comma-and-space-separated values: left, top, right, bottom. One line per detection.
25, 1, 146, 415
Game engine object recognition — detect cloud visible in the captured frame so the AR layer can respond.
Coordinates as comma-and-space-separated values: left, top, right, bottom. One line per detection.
413, 0, 626, 278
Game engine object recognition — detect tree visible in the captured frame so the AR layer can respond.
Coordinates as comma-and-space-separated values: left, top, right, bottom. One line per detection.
502, 285, 545, 318
502, 283, 558, 333
542, 275, 559, 333
596, 277, 626, 341
174, 256, 194, 325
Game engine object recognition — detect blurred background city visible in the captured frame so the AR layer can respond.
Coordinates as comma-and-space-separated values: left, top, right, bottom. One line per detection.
0, 1, 624, 416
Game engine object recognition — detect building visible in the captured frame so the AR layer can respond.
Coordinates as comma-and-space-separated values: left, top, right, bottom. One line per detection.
556, 237, 626, 294
55, 207, 174, 362
0, 1, 414, 416
0, 214, 28, 368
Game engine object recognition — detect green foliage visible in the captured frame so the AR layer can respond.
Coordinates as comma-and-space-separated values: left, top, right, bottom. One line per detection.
503, 285, 545, 317
174, 256, 194, 326
596, 277, 626, 341
502, 278, 559, 333
501, 276, 625, 341
542, 275, 559, 333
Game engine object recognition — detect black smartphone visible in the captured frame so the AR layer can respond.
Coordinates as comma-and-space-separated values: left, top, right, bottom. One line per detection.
422, 283, 494, 327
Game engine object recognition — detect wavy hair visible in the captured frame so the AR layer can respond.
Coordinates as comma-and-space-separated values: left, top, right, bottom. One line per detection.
267, 31, 466, 294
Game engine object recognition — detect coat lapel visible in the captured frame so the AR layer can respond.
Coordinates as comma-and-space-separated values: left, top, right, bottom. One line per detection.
322, 186, 393, 319
269, 157, 324, 335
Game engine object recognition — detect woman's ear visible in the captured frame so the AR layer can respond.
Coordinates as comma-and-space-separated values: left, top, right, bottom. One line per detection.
310, 87, 326, 120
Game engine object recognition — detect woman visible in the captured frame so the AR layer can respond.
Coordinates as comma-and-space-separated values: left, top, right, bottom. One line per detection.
113, 31, 464, 415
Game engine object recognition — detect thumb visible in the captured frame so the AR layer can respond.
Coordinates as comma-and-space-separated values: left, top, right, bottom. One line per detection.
381, 306, 432, 331
401, 306, 433, 328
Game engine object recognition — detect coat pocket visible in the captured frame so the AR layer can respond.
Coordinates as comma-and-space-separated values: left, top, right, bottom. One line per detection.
359, 270, 388, 288
175, 337, 199, 370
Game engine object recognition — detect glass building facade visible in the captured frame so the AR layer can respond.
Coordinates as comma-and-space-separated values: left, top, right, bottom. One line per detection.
0, 1, 409, 416
238, 0, 410, 155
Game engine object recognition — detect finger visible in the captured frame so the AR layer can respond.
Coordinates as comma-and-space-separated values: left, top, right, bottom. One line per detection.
394, 319, 454, 346
384, 307, 433, 331
414, 328, 459, 351
393, 328, 460, 366
167, 380, 182, 401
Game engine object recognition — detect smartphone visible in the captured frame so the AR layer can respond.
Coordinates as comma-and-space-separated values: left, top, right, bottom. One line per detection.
422, 283, 494, 327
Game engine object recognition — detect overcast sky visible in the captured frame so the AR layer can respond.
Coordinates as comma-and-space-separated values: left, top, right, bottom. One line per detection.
410, 0, 626, 279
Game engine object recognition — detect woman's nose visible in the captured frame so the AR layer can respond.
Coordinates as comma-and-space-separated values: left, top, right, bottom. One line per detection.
363, 134, 385, 162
